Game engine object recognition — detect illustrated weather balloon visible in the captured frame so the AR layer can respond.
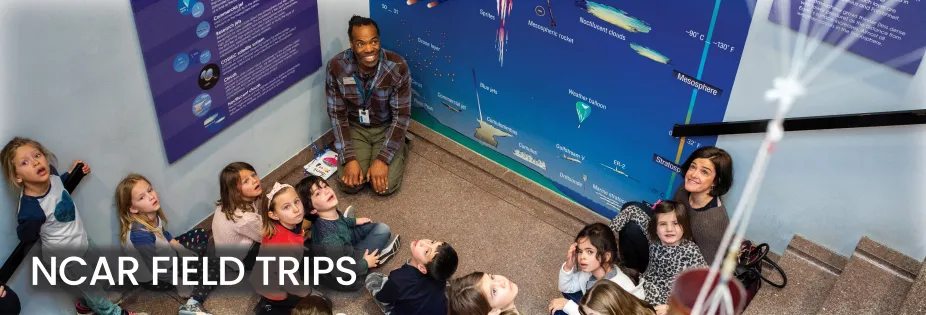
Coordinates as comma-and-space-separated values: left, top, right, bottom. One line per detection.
576, 101, 591, 128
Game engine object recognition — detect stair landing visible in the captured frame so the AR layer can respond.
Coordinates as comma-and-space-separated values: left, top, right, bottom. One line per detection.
743, 235, 847, 315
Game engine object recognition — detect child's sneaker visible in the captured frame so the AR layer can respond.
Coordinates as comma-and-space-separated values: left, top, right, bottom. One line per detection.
343, 205, 355, 218
123, 311, 149, 315
253, 299, 270, 314
366, 272, 394, 315
178, 299, 212, 315
378, 235, 401, 265
176, 284, 194, 299
107, 290, 125, 305
76, 300, 93, 314
309, 290, 333, 310
365, 272, 388, 295
76, 291, 124, 314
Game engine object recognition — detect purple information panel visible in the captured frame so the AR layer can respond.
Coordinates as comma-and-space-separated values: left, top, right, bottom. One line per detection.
769, 0, 926, 75
130, 0, 322, 163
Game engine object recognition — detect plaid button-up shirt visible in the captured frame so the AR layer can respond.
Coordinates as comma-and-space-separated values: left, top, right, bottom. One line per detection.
326, 48, 411, 165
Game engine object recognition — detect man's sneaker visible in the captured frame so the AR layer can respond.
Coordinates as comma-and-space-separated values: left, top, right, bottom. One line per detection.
123, 311, 149, 315
342, 205, 355, 218
178, 300, 213, 315
378, 235, 401, 265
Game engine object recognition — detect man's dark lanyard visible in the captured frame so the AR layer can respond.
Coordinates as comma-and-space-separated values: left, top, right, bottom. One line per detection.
352, 50, 384, 108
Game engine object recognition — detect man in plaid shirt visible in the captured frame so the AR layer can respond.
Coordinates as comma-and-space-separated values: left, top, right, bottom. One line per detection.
326, 15, 411, 196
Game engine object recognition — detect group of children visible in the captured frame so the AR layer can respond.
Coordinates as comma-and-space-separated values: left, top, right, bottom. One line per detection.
441, 201, 701, 315
1, 135, 710, 315
440, 201, 706, 315
537, 200, 707, 315
0, 136, 464, 315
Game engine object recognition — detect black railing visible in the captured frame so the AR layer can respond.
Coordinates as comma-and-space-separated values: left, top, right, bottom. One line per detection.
2, 111, 923, 282
672, 109, 926, 137
1, 167, 86, 284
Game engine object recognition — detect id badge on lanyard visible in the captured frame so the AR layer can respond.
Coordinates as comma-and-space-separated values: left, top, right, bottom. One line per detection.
354, 59, 381, 126
358, 108, 370, 124
355, 76, 374, 125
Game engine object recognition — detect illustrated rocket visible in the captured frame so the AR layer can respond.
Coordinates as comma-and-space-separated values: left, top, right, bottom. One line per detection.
548, 0, 557, 27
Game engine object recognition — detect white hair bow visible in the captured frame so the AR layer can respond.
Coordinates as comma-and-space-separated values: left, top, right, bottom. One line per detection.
266, 182, 292, 201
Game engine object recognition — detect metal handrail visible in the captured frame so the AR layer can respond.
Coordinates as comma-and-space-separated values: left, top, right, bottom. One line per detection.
672, 109, 926, 137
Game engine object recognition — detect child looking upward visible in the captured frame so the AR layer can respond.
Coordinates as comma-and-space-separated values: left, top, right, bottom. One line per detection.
367, 238, 459, 314
550, 223, 644, 315
297, 176, 400, 291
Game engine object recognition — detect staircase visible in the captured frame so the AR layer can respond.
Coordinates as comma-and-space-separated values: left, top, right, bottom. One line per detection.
743, 235, 925, 315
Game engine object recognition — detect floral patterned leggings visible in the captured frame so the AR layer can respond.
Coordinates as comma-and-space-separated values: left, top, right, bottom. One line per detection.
142, 228, 220, 303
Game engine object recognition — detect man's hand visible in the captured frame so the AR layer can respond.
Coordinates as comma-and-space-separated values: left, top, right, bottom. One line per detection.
367, 159, 389, 194
341, 160, 363, 187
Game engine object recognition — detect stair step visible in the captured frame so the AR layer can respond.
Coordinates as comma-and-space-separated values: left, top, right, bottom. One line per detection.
900, 259, 926, 315
817, 237, 920, 315
743, 235, 847, 315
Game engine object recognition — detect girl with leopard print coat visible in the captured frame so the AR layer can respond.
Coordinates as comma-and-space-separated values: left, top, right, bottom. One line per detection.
610, 200, 707, 312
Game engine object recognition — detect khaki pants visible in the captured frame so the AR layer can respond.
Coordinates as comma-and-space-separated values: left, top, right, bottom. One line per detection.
336, 123, 409, 195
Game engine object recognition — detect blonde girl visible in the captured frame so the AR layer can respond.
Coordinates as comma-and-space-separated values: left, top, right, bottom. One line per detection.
115, 173, 219, 315
578, 280, 655, 315
1, 137, 144, 315
250, 182, 312, 315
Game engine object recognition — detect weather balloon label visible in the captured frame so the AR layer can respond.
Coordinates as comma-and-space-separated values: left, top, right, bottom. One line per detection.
768, 0, 926, 75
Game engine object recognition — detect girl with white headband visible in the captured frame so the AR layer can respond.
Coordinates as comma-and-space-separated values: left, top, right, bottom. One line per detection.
251, 182, 314, 314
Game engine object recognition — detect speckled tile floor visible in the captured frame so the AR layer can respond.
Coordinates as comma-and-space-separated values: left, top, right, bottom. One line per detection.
120, 136, 597, 315
112, 129, 926, 315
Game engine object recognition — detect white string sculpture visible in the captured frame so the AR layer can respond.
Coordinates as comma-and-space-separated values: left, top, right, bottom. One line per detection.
686, 0, 922, 313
